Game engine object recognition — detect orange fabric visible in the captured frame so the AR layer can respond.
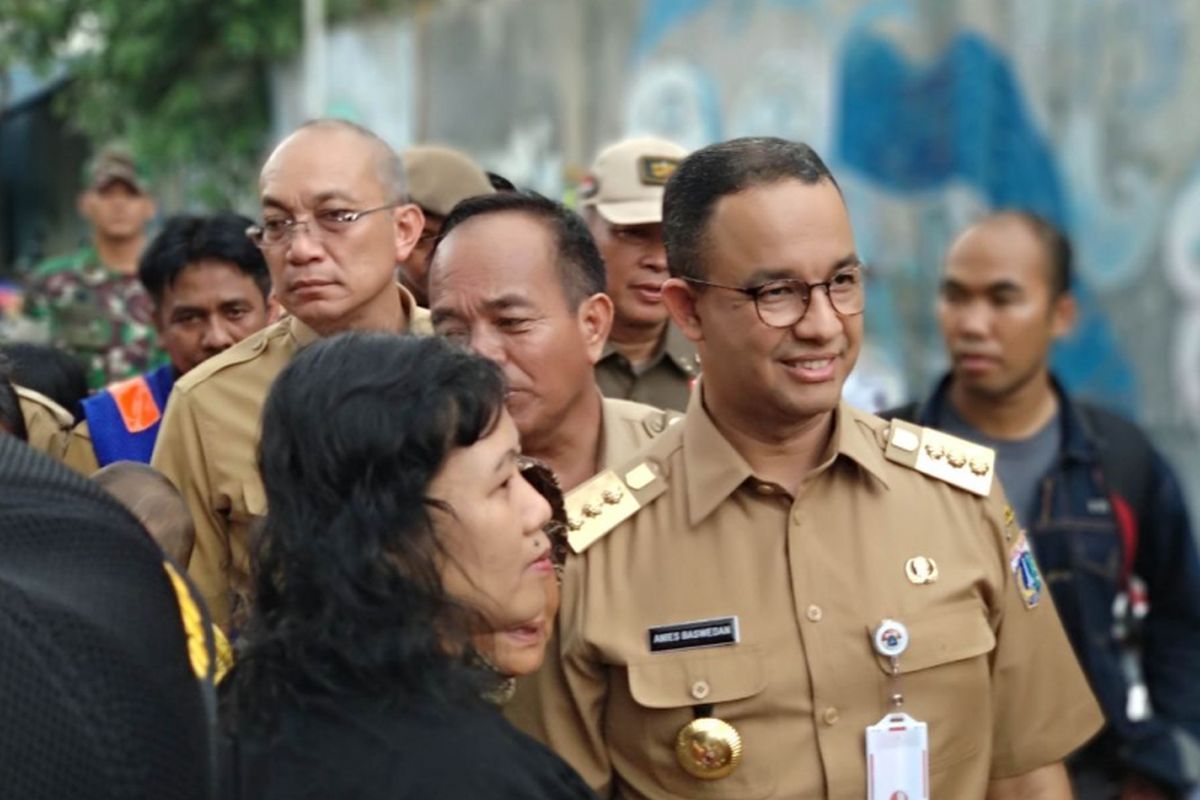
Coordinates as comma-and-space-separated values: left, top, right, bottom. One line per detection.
108, 376, 161, 433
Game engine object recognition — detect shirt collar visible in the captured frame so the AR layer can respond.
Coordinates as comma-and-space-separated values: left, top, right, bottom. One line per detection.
287, 283, 426, 348
600, 324, 699, 377
683, 393, 891, 527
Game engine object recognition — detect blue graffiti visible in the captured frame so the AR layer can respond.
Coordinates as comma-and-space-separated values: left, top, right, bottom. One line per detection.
634, 0, 823, 63
836, 26, 1136, 412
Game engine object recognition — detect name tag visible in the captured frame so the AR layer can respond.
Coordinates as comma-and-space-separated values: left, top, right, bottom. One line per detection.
648, 616, 740, 653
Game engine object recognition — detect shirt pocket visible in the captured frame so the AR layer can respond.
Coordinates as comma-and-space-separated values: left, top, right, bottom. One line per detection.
871, 602, 997, 773
614, 645, 775, 799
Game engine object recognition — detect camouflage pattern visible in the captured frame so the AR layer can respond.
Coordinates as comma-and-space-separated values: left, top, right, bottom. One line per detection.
23, 246, 163, 389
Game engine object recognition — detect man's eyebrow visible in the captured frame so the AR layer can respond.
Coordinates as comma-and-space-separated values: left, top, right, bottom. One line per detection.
744, 254, 862, 286
939, 277, 1023, 294
482, 294, 536, 313
259, 190, 359, 211
430, 293, 535, 325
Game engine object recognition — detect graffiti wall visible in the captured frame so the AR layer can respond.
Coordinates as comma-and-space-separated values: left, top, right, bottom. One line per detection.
274, 0, 1200, 513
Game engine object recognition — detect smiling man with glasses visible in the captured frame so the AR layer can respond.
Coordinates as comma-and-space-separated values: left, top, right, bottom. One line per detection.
152, 119, 429, 632
526, 137, 1101, 800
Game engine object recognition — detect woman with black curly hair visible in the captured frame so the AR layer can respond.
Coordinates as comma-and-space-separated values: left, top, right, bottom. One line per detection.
220, 332, 593, 799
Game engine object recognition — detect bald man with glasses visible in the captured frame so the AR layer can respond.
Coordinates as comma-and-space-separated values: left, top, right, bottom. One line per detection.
152, 119, 430, 632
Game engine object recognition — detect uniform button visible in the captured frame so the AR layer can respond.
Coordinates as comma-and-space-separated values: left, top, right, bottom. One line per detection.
755, 483, 774, 496
806, 604, 823, 622
691, 680, 711, 701
822, 707, 840, 725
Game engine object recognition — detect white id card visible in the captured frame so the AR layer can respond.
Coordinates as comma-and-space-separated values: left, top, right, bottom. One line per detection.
866, 712, 929, 800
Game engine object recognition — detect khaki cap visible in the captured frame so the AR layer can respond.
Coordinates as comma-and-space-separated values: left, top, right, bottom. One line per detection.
579, 136, 688, 225
87, 146, 147, 194
401, 145, 495, 217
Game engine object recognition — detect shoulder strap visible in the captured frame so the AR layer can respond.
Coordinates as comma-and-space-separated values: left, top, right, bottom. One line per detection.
1076, 404, 1155, 511
1076, 405, 1157, 580
882, 419, 996, 497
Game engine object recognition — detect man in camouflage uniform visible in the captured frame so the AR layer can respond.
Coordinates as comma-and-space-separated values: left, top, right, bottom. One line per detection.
23, 147, 161, 389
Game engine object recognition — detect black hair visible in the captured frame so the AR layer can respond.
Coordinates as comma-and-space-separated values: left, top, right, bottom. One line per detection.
663, 136, 839, 281
0, 354, 28, 441
432, 191, 606, 308
224, 333, 509, 731
1, 343, 89, 423
487, 171, 518, 192
137, 213, 271, 305
991, 210, 1073, 297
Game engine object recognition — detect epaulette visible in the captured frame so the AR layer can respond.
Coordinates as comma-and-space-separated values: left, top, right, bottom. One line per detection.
565, 459, 669, 554
173, 320, 285, 391
882, 419, 995, 497
641, 408, 682, 439
14, 385, 74, 429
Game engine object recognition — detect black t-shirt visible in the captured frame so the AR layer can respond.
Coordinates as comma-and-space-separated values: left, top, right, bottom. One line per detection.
223, 695, 595, 800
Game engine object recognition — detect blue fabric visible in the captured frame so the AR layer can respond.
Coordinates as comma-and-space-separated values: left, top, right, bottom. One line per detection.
82, 364, 176, 467
890, 376, 1200, 793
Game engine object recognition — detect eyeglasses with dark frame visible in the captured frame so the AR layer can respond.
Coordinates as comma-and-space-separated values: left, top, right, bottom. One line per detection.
246, 202, 403, 248
683, 263, 867, 328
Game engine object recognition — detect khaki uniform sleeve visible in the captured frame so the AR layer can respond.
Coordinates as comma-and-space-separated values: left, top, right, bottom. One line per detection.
152, 388, 233, 631
529, 554, 614, 795
984, 485, 1105, 778
18, 394, 71, 461
61, 421, 100, 476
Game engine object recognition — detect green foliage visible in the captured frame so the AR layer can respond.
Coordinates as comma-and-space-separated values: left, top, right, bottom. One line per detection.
0, 0, 423, 207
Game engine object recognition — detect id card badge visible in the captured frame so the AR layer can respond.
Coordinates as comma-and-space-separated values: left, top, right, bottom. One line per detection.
866, 712, 929, 800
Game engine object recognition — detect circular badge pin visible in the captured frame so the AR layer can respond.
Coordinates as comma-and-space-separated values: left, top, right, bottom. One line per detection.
675, 717, 743, 780
873, 619, 910, 658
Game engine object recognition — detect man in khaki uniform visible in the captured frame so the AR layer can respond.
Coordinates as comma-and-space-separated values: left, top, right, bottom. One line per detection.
152, 119, 428, 631
398, 144, 495, 307
530, 138, 1102, 799
428, 191, 676, 493
582, 138, 699, 413
427, 188, 677, 736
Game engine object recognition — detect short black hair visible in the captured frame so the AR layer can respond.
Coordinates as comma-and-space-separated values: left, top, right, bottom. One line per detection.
0, 354, 27, 441
1, 343, 89, 423
663, 136, 839, 281
432, 191, 606, 308
138, 213, 271, 305
990, 210, 1073, 297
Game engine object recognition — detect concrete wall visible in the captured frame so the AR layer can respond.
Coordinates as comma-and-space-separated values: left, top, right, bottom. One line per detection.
272, 0, 1200, 516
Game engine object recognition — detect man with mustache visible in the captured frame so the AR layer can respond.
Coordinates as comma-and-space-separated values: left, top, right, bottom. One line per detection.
530, 140, 1101, 799
152, 119, 428, 632
887, 211, 1200, 800
582, 137, 698, 413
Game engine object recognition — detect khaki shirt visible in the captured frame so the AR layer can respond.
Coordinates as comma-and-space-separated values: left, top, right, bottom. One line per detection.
16, 385, 73, 460
62, 421, 100, 476
504, 395, 681, 732
595, 324, 698, 413
532, 393, 1103, 799
152, 288, 430, 631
